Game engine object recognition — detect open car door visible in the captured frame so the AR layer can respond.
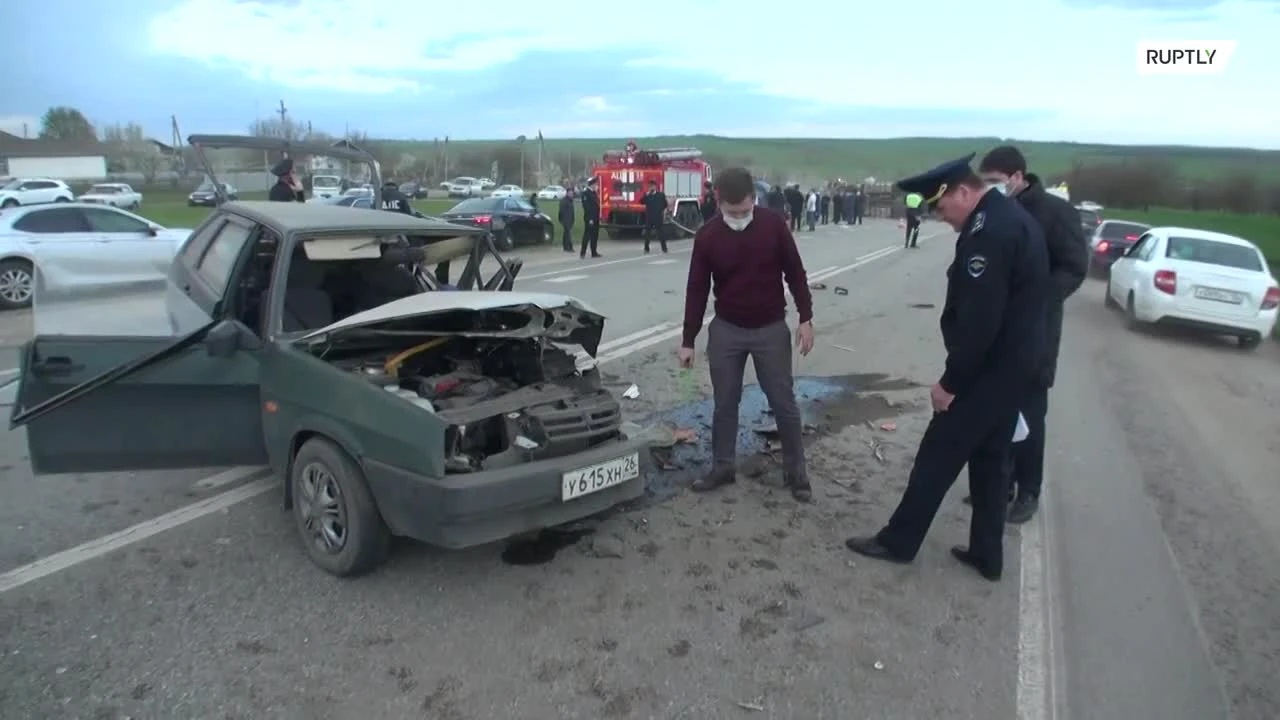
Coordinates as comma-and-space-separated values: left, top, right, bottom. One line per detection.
9, 282, 268, 475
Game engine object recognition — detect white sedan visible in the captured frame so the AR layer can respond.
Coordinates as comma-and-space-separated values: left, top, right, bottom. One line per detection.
77, 183, 143, 209
489, 184, 526, 199
0, 203, 192, 310
1105, 226, 1278, 350
537, 185, 568, 200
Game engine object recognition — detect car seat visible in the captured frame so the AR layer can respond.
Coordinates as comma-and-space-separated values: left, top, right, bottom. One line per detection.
281, 252, 334, 331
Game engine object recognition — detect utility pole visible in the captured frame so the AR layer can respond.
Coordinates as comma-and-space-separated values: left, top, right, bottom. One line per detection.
276, 100, 289, 140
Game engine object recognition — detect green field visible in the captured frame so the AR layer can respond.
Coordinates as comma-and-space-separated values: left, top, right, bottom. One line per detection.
379, 135, 1280, 185
1107, 208, 1280, 263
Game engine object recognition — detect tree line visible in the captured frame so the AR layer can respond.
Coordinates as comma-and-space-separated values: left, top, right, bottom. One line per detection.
26, 106, 1280, 214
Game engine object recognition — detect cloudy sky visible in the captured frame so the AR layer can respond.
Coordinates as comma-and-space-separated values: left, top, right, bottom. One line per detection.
3, 0, 1276, 148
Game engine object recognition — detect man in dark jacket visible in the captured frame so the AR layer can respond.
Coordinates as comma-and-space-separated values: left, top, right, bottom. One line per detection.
852, 187, 865, 224
641, 180, 669, 253
784, 184, 804, 231
379, 179, 413, 214
820, 190, 831, 224
268, 158, 305, 202
700, 180, 717, 222
832, 188, 844, 224
766, 185, 787, 216
558, 188, 576, 252
580, 177, 602, 258
976, 145, 1088, 524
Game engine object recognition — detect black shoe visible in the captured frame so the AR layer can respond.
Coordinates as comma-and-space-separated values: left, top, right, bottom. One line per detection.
591, 254, 602, 258
963, 492, 1016, 506
1007, 495, 1039, 524
950, 546, 1001, 581
784, 473, 812, 503
691, 466, 736, 493
844, 536, 910, 564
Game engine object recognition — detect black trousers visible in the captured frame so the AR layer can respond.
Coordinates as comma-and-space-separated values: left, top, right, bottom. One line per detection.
561, 223, 574, 251
580, 220, 599, 257
854, 211, 863, 225
820, 206, 829, 224
876, 394, 1020, 576
1008, 383, 1050, 499
789, 209, 802, 231
643, 221, 667, 252
905, 217, 921, 247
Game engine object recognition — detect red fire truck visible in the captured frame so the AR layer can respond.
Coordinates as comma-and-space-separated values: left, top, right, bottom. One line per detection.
591, 140, 712, 239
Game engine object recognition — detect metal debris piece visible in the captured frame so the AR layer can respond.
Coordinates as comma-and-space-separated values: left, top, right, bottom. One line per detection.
868, 439, 887, 464
833, 344, 855, 353
736, 697, 766, 712
672, 427, 698, 444
791, 614, 826, 632
879, 422, 897, 432
514, 435, 539, 450
834, 287, 849, 295
873, 660, 885, 671
622, 384, 639, 399
809, 282, 827, 290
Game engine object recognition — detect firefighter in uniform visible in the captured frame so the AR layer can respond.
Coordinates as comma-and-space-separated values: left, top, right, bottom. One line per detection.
844, 154, 1050, 582
904, 191, 923, 247
268, 158, 305, 202
580, 177, 602, 259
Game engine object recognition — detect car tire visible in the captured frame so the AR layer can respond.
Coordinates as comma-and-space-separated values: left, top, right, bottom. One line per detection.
290, 437, 390, 577
0, 258, 35, 310
54, 196, 70, 203
1, 199, 18, 208
541, 224, 553, 244
1125, 292, 1143, 331
495, 228, 516, 251
1237, 334, 1262, 351
1104, 278, 1119, 309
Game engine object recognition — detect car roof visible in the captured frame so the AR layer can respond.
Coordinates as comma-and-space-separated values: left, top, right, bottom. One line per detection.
1150, 226, 1257, 248
0, 202, 155, 229
222, 201, 484, 235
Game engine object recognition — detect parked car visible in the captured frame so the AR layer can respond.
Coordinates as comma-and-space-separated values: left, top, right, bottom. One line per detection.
0, 202, 191, 310
189, 181, 238, 207
476, 178, 497, 190
489, 184, 525, 199
399, 182, 429, 200
1076, 206, 1102, 236
334, 195, 373, 208
0, 178, 75, 207
1105, 227, 1279, 349
440, 176, 476, 190
310, 174, 343, 201
7, 199, 650, 578
439, 196, 555, 250
77, 183, 143, 210
537, 185, 568, 200
444, 177, 483, 198
1088, 220, 1152, 276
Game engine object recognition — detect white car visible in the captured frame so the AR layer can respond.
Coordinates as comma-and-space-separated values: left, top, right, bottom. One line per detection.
476, 177, 497, 190
444, 177, 483, 197
0, 202, 192, 310
489, 184, 525, 199
0, 178, 75, 207
537, 185, 567, 200
1105, 226, 1279, 349
311, 174, 343, 201
77, 183, 143, 210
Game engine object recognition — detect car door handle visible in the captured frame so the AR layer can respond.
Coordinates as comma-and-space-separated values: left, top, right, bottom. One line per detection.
30, 356, 84, 377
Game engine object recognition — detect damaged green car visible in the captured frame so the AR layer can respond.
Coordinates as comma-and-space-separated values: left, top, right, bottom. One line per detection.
9, 136, 650, 577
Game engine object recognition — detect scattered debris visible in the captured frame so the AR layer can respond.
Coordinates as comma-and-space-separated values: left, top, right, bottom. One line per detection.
833, 287, 849, 296
809, 282, 827, 290
588, 535, 625, 559
879, 422, 896, 432
873, 660, 885, 671
736, 697, 766, 712
790, 614, 826, 632
868, 439, 887, 464
832, 344, 856, 353
672, 427, 698, 444
910, 303, 936, 309
622, 384, 640, 399
514, 435, 539, 450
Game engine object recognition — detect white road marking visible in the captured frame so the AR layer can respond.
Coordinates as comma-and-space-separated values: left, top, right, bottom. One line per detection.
542, 274, 588, 283
0, 473, 273, 595
648, 259, 678, 265
0, 242, 909, 590
193, 465, 263, 491
522, 249, 693, 280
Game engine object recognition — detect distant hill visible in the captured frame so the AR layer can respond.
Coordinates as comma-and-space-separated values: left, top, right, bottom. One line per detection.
377, 135, 1280, 185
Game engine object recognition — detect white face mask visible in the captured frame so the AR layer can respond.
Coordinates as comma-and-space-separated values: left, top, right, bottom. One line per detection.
723, 210, 753, 231
988, 181, 1009, 196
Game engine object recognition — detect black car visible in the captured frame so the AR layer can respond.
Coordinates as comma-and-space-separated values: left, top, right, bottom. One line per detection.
1088, 220, 1152, 275
188, 182, 238, 207
399, 182, 430, 200
1077, 207, 1102, 236
439, 196, 554, 250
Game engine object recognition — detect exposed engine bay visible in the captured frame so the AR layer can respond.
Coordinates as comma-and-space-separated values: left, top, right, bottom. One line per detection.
330, 337, 622, 474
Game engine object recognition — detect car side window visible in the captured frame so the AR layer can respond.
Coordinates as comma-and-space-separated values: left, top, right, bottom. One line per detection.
178, 219, 225, 268
1138, 236, 1159, 261
195, 220, 254, 294
12, 207, 90, 233
82, 207, 150, 234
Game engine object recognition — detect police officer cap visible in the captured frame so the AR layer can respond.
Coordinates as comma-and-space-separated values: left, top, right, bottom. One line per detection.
271, 157, 294, 177
896, 153, 976, 205
586, 176, 598, 186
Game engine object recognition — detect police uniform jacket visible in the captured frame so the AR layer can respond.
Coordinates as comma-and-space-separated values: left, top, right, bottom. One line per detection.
581, 186, 600, 223
642, 190, 668, 224
380, 186, 413, 214
1012, 174, 1088, 388
938, 189, 1050, 402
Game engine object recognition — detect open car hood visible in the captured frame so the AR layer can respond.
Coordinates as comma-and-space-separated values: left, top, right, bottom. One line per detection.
295, 291, 607, 356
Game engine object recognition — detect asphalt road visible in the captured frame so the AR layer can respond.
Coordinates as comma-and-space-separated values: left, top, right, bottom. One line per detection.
0, 218, 1276, 719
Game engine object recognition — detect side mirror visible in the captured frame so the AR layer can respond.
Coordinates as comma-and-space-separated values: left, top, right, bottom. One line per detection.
147, 225, 159, 237
204, 319, 258, 357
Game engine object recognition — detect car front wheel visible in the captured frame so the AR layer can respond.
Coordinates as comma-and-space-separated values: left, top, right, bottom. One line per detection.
0, 258, 35, 310
494, 227, 516, 251
1, 199, 18, 208
1104, 277, 1119, 309
290, 437, 390, 577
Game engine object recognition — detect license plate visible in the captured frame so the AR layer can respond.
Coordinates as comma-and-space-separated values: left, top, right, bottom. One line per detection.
1194, 287, 1243, 304
562, 453, 640, 501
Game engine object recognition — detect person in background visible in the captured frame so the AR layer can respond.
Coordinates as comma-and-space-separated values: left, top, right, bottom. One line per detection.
527, 190, 539, 211
843, 187, 857, 223
268, 158, 305, 202
580, 177, 601, 259
805, 187, 819, 231
785, 184, 805, 232
832, 187, 845, 224
853, 186, 865, 224
973, 145, 1088, 524
904, 191, 924, 247
700, 180, 718, 222
642, 180, 669, 254
679, 167, 815, 503
767, 184, 787, 216
820, 189, 831, 225
558, 187, 576, 252
379, 179, 413, 214
844, 154, 1049, 582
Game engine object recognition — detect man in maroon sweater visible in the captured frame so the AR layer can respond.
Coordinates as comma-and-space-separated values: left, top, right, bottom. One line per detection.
678, 167, 816, 502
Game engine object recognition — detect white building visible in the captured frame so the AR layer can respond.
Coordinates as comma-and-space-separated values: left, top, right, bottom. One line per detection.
308, 138, 369, 183
0, 131, 107, 181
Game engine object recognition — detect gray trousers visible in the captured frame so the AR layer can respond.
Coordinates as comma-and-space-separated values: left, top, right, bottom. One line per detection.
707, 317, 806, 477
